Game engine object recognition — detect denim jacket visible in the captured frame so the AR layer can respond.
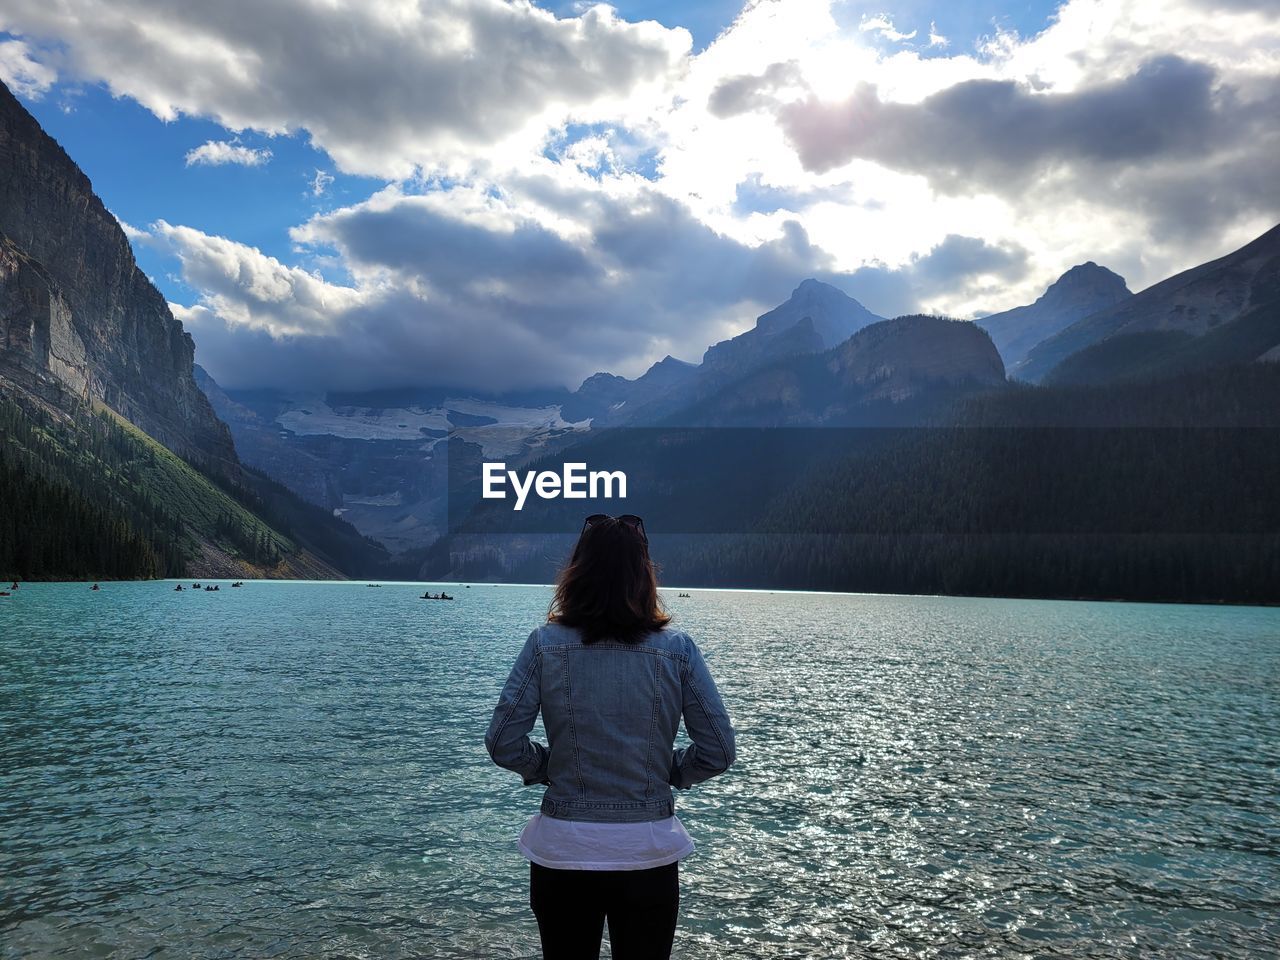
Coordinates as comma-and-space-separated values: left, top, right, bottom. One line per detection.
484, 622, 736, 823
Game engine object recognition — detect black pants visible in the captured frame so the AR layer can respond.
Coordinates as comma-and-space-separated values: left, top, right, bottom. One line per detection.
529, 860, 680, 960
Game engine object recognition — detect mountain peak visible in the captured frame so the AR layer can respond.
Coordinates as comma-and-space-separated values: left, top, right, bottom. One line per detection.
1048, 261, 1130, 295
637, 353, 699, 387
1029, 262, 1132, 319
650, 354, 694, 370
787, 277, 860, 308
792, 277, 834, 295
755, 279, 882, 347
579, 371, 627, 389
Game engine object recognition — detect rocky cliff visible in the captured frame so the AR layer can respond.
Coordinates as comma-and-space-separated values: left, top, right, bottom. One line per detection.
0, 80, 238, 477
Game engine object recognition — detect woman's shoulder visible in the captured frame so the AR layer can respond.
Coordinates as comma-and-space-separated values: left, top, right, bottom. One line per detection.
534, 621, 621, 647
652, 623, 690, 639
532, 621, 577, 645
532, 621, 694, 654
647, 625, 696, 655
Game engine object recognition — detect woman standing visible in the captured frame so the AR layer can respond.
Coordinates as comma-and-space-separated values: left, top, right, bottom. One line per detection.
484, 514, 737, 959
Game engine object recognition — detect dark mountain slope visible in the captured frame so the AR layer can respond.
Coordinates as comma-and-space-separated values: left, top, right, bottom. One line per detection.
651, 362, 1280, 604
1017, 223, 1280, 382
1045, 252, 1280, 386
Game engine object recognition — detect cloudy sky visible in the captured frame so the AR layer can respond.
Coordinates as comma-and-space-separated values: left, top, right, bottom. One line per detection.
2, 0, 1277, 393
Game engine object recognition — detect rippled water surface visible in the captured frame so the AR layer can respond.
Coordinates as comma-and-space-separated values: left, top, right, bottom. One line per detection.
1, 582, 1277, 958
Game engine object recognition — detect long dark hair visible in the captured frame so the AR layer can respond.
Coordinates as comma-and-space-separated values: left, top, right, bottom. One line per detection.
548, 517, 671, 644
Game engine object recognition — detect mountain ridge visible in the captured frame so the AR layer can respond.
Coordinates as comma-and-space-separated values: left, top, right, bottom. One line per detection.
563, 279, 884, 427
660, 313, 1006, 427
1016, 223, 1280, 382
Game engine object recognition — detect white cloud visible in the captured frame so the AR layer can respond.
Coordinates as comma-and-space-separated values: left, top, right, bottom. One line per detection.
0, 38, 56, 97
310, 169, 335, 197
653, 0, 1280, 316
140, 151, 1041, 393
0, 0, 691, 179
8, 0, 1278, 391
144, 220, 365, 337
859, 15, 917, 43
184, 139, 272, 167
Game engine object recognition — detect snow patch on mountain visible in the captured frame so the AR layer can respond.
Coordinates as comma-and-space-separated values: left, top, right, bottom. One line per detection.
275, 396, 590, 451
276, 398, 449, 439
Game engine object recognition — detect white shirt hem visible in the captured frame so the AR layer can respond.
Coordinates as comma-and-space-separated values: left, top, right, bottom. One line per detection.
519, 839, 695, 871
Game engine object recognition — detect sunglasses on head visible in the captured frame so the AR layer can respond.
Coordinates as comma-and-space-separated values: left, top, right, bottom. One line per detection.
582, 513, 647, 543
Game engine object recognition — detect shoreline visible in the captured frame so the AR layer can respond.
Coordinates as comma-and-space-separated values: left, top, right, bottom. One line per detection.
4, 576, 1278, 610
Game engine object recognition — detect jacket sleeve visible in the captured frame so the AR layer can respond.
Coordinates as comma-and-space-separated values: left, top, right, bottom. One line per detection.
669, 635, 737, 789
484, 629, 550, 786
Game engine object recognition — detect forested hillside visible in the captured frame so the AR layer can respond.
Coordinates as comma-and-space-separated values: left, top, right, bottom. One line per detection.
658, 364, 1280, 603
428, 363, 1280, 604
0, 391, 395, 580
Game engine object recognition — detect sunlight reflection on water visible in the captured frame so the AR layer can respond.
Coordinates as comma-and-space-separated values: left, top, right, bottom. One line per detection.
1, 582, 1277, 958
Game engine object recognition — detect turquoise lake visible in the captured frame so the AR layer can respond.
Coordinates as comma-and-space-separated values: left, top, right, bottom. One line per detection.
1, 581, 1277, 958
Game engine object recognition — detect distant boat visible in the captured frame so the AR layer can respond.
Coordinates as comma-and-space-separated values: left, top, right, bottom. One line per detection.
0, 591, 10, 597
91, 584, 100, 591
